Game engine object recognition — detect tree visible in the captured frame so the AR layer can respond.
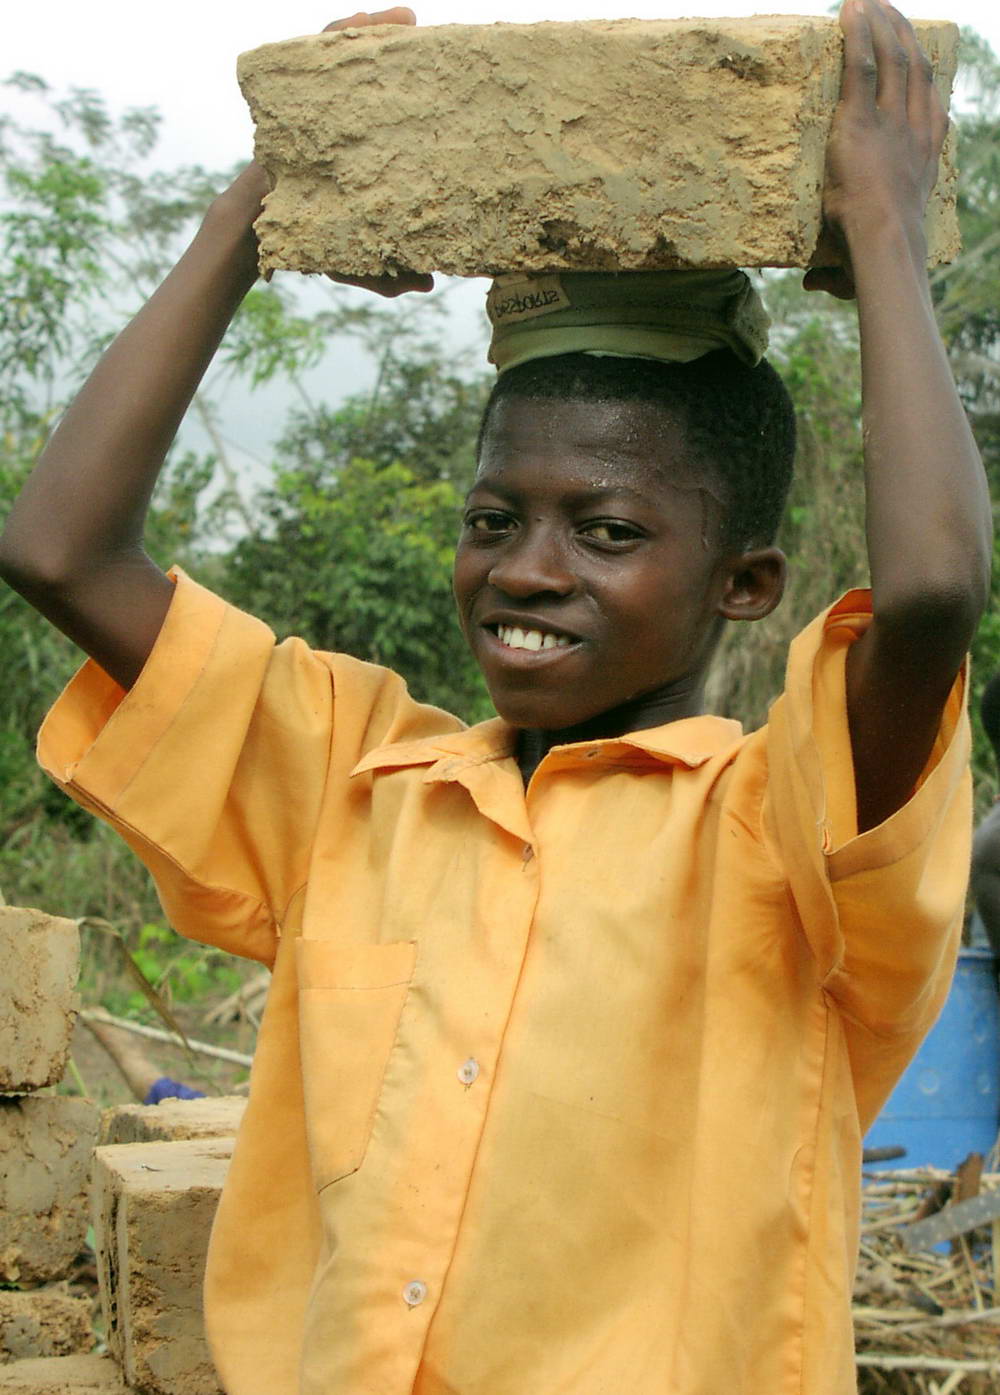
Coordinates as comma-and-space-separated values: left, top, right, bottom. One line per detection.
225, 346, 493, 721
0, 75, 224, 887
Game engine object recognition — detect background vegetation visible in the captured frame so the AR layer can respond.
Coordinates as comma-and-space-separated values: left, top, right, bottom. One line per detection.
1, 35, 999, 1067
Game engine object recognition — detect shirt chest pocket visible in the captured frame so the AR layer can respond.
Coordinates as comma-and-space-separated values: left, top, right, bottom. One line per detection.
296, 937, 417, 1192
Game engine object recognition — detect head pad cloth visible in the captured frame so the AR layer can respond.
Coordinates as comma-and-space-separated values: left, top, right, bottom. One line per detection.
485, 269, 769, 374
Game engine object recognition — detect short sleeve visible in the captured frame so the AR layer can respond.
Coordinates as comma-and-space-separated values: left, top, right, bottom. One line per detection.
37, 569, 459, 966
762, 589, 972, 1125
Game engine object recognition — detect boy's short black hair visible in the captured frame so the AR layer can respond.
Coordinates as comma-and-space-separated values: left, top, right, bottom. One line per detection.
476, 349, 796, 550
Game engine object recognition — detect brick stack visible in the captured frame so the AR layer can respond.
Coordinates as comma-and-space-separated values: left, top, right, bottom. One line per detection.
90, 1136, 233, 1395
0, 903, 246, 1394
88, 1097, 243, 1395
0, 908, 98, 1371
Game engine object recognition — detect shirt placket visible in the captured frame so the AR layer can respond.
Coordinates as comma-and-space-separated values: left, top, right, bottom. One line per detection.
338, 755, 540, 1393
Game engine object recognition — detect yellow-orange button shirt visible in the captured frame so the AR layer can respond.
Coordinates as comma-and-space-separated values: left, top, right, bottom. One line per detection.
38, 572, 971, 1395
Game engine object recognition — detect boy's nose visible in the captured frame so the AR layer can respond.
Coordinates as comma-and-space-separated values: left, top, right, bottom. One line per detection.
486, 530, 577, 599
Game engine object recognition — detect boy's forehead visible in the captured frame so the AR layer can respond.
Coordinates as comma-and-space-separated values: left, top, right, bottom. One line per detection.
476, 394, 718, 501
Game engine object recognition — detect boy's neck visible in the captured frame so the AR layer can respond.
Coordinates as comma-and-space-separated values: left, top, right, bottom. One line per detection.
515, 676, 708, 786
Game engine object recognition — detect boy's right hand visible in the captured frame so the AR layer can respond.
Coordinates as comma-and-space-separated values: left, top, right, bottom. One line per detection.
317, 8, 435, 298
803, 0, 948, 301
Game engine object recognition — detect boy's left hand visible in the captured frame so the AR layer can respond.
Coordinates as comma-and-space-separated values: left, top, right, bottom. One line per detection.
803, 0, 950, 300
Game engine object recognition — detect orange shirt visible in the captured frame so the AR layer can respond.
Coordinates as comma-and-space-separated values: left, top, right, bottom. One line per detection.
38, 571, 971, 1395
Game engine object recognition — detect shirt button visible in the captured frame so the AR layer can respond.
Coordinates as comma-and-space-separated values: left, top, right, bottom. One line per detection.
403, 1280, 427, 1307
457, 1057, 480, 1086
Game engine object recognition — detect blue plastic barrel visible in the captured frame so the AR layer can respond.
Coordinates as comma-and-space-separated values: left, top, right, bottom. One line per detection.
863, 947, 1000, 1170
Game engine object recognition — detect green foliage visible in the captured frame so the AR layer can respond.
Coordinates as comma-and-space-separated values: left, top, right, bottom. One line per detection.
938, 32, 1000, 812
228, 453, 491, 721
0, 75, 231, 912
220, 283, 330, 389
119, 921, 243, 1019
224, 327, 492, 720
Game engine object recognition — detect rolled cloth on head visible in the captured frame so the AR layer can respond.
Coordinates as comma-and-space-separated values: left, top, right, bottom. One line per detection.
485, 268, 770, 373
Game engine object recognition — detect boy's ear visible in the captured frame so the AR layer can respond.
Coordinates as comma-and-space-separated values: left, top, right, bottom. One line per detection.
717, 547, 786, 622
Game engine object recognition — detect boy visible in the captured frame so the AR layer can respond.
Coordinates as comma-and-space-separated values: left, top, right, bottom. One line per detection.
0, 2, 990, 1392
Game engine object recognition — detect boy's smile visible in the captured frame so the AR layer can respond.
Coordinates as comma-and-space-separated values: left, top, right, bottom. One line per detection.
454, 395, 756, 736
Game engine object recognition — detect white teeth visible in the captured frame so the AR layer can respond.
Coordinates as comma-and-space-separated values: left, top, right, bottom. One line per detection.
496, 625, 572, 652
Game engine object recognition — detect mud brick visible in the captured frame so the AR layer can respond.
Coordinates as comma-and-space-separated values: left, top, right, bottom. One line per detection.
0, 1096, 99, 1284
99, 1097, 245, 1148
0, 1284, 94, 1363
91, 1139, 232, 1395
0, 1354, 130, 1392
238, 16, 959, 279
0, 907, 80, 1093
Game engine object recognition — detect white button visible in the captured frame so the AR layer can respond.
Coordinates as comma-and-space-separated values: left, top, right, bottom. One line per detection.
458, 1057, 480, 1086
403, 1280, 427, 1306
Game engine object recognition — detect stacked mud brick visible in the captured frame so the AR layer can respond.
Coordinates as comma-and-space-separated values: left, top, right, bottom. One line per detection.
237, 15, 960, 281
0, 900, 246, 1394
87, 1098, 243, 1395
0, 908, 98, 1374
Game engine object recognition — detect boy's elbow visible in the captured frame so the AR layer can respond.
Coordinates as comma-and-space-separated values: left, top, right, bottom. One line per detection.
0, 527, 89, 605
875, 553, 991, 652
0, 534, 54, 596
869, 588, 984, 682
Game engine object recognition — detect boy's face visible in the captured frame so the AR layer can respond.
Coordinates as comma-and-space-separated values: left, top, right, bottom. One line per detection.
454, 394, 749, 732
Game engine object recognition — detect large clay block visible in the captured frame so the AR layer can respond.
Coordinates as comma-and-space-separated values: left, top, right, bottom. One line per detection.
0, 907, 80, 1093
92, 1139, 232, 1395
0, 1355, 130, 1392
0, 1096, 99, 1285
238, 16, 959, 279
0, 1284, 95, 1363
99, 1097, 245, 1148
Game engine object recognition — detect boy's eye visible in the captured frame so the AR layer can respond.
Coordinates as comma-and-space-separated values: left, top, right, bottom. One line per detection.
465, 510, 514, 536
579, 520, 643, 545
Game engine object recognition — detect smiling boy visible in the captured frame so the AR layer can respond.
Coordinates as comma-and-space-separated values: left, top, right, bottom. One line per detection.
457, 334, 794, 770
0, 3, 991, 1394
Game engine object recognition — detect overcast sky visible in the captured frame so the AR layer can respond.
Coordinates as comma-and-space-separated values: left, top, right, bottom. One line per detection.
7, 2, 997, 486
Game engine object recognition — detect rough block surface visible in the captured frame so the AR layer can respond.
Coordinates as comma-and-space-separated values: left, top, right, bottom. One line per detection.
238, 16, 959, 278
0, 1097, 99, 1285
92, 1139, 232, 1395
0, 1355, 130, 1392
99, 1097, 245, 1148
0, 1285, 95, 1363
0, 908, 80, 1094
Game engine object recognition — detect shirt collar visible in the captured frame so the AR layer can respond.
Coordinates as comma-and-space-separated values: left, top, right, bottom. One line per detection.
349, 713, 744, 783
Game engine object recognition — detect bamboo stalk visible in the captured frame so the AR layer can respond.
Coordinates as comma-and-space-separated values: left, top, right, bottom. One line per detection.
856, 1355, 1000, 1374
861, 1305, 1000, 1337
81, 1008, 253, 1068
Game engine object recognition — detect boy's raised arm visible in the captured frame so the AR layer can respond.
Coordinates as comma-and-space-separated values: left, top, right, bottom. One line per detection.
0, 8, 427, 693
0, 164, 267, 690
807, 0, 992, 833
